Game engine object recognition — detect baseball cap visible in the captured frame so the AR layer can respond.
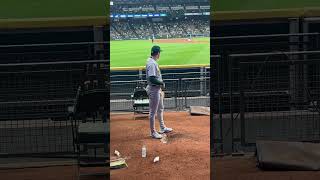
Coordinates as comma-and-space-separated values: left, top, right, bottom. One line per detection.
151, 45, 162, 54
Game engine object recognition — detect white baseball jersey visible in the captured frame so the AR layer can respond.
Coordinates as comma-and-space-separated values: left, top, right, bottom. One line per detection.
145, 57, 166, 134
146, 57, 162, 86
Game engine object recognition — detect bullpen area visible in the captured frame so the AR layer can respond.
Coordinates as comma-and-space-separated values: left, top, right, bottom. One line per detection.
212, 1, 320, 180
110, 112, 209, 179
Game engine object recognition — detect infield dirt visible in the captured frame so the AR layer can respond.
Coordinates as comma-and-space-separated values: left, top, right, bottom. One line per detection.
110, 111, 210, 180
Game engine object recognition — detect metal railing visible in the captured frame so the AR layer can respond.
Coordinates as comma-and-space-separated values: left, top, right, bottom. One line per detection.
110, 77, 210, 112
212, 33, 320, 55
110, 66, 210, 82
213, 50, 320, 154
0, 41, 109, 64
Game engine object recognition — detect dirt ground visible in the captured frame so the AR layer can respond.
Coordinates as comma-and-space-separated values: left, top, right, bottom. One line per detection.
213, 156, 320, 180
110, 111, 210, 180
0, 166, 108, 180
154, 38, 208, 44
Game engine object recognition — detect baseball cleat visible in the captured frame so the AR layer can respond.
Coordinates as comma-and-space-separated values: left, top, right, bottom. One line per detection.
159, 127, 173, 134
151, 131, 163, 139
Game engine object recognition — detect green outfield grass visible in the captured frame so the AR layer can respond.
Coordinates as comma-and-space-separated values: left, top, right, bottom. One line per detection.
110, 38, 210, 69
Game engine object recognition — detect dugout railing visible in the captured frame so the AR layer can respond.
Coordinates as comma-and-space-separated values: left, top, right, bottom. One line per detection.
110, 77, 210, 112
0, 41, 109, 157
110, 79, 180, 111
110, 66, 210, 82
213, 50, 320, 154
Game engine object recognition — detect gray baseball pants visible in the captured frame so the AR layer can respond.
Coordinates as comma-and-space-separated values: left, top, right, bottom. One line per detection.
146, 85, 165, 133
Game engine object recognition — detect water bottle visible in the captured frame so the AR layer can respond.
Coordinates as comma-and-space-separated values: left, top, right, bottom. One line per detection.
142, 145, 146, 158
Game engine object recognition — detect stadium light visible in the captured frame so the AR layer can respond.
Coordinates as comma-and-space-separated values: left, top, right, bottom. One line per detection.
110, 1, 113, 5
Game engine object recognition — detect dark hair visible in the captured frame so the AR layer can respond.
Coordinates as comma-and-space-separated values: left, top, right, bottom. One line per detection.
151, 52, 159, 56
151, 45, 161, 56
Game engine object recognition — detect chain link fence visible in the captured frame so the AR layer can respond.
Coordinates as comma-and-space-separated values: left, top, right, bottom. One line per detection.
212, 33, 320, 154
182, 77, 210, 108
0, 39, 109, 156
110, 76, 210, 112
213, 50, 320, 154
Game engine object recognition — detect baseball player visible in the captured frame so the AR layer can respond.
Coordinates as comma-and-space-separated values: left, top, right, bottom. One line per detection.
145, 45, 173, 139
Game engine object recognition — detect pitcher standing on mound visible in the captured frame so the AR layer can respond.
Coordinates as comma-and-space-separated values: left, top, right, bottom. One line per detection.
145, 45, 173, 139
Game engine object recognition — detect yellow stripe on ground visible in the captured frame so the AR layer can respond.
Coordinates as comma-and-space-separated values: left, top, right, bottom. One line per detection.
213, 8, 320, 21
0, 16, 108, 29
111, 64, 210, 71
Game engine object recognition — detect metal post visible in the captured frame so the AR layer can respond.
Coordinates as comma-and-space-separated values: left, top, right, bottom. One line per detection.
200, 67, 204, 95
217, 56, 223, 153
223, 55, 233, 154
139, 69, 143, 80
302, 19, 309, 108
239, 63, 246, 146
184, 80, 187, 109
179, 78, 182, 110
175, 80, 178, 111
289, 18, 300, 110
93, 26, 104, 60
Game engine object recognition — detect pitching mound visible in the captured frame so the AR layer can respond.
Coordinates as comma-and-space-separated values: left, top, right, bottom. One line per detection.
110, 111, 210, 180
154, 38, 208, 44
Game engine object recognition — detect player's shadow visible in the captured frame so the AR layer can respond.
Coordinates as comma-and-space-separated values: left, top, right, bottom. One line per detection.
167, 132, 191, 143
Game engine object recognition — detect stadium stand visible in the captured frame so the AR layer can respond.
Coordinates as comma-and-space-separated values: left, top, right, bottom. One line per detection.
110, 0, 210, 40
111, 18, 209, 40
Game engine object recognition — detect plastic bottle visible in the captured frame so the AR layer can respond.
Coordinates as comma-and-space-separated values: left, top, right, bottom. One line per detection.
142, 145, 147, 158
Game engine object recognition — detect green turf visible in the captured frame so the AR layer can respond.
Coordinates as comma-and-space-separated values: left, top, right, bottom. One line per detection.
213, 0, 320, 12
0, 0, 107, 19
110, 38, 210, 68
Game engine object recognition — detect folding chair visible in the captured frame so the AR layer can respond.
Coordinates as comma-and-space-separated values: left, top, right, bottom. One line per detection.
131, 85, 149, 120
70, 63, 109, 179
